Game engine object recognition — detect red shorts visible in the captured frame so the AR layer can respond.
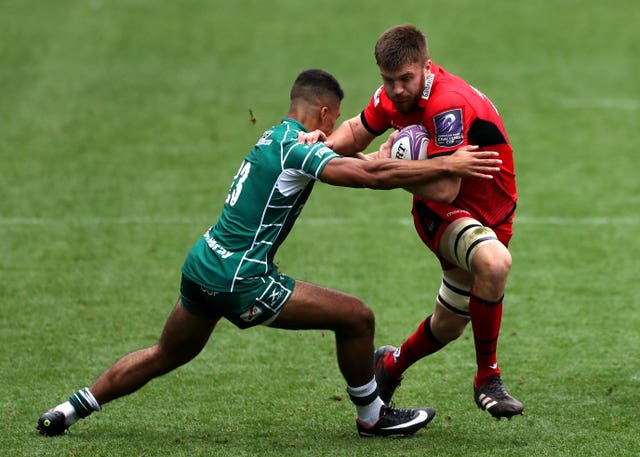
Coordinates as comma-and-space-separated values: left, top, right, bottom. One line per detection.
412, 199, 515, 270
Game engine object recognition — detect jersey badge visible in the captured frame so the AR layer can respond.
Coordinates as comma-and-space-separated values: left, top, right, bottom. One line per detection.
434, 109, 464, 147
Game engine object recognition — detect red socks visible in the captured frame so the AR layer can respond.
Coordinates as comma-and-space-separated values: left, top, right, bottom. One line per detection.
385, 294, 504, 385
469, 293, 503, 385
385, 315, 444, 379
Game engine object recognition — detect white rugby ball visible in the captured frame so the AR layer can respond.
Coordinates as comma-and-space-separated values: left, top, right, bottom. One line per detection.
390, 124, 429, 160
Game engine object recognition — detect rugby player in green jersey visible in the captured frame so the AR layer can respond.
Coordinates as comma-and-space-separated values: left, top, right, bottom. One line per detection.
37, 69, 500, 438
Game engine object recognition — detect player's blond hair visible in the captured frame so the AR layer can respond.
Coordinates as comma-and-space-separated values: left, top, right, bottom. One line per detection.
374, 24, 429, 70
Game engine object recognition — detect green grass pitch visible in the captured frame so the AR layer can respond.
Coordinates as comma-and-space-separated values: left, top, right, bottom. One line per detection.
1, 1, 639, 456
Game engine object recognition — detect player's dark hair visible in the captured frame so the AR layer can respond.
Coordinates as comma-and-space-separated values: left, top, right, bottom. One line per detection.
375, 24, 429, 70
290, 69, 344, 104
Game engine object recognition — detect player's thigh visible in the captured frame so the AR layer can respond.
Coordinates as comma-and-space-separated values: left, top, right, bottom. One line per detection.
270, 280, 373, 332
157, 299, 219, 361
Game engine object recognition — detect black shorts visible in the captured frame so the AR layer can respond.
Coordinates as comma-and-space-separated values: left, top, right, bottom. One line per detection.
179, 273, 295, 329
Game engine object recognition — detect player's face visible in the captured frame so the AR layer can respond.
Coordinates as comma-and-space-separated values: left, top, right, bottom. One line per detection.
380, 61, 428, 114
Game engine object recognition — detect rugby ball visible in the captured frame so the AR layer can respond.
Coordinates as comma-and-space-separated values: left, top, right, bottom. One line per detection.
390, 124, 429, 160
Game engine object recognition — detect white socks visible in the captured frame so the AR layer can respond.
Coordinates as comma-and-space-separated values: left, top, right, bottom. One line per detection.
56, 387, 101, 426
347, 378, 385, 426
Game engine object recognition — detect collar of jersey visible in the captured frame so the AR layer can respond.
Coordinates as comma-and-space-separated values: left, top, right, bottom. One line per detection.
282, 118, 308, 132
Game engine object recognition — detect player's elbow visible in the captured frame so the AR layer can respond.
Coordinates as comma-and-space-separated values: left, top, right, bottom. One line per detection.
429, 186, 459, 203
435, 178, 461, 203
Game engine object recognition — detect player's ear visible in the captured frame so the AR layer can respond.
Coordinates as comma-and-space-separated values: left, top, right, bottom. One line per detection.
319, 105, 329, 121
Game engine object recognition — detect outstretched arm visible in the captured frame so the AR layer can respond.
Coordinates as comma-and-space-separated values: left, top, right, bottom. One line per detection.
329, 115, 377, 156
402, 145, 493, 202
319, 141, 501, 194
299, 115, 377, 157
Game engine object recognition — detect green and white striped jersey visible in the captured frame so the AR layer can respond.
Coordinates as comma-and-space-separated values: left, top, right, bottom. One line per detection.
182, 118, 339, 292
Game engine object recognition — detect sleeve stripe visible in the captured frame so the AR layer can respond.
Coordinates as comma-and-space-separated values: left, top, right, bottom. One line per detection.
360, 111, 386, 136
314, 154, 338, 179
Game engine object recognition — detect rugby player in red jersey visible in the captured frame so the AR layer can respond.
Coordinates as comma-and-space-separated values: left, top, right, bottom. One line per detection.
300, 24, 523, 419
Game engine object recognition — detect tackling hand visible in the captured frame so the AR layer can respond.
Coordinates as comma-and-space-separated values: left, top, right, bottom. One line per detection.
448, 145, 502, 179
297, 130, 333, 148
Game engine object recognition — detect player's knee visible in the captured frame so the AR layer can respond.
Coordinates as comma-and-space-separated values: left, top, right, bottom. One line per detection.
344, 299, 375, 336
473, 245, 511, 283
357, 302, 376, 334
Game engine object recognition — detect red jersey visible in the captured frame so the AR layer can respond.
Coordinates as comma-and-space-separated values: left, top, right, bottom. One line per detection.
362, 62, 517, 227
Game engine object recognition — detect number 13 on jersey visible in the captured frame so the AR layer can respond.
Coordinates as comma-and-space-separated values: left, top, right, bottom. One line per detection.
226, 161, 252, 207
